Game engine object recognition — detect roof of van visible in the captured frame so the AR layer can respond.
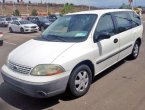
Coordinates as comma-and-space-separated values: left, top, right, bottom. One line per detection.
67, 9, 132, 15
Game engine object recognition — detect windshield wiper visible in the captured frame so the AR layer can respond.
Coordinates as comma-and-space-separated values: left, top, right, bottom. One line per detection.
45, 35, 67, 42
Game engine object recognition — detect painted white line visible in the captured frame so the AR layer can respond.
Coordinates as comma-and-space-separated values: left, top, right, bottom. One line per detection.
4, 41, 17, 46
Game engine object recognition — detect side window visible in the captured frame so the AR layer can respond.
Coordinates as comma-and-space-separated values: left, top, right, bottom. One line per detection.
13, 21, 17, 24
94, 14, 115, 41
129, 11, 141, 27
11, 21, 14, 24
15, 21, 20, 25
113, 12, 132, 32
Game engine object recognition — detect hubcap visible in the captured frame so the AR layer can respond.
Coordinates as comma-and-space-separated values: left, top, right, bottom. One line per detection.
133, 44, 139, 57
75, 71, 89, 92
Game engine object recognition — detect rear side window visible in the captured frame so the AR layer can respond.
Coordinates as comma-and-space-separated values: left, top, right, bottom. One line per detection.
113, 12, 132, 32
129, 11, 141, 27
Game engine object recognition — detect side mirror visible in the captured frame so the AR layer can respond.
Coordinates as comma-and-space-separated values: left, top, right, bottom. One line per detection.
94, 32, 111, 42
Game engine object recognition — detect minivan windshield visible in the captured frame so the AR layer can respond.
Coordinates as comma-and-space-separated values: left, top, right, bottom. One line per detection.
42, 14, 97, 42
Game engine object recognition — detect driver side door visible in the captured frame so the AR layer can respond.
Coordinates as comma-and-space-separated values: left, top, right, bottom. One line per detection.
15, 21, 21, 32
94, 13, 120, 74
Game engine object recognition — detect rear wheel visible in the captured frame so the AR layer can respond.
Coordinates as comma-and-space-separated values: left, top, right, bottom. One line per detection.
129, 41, 140, 59
68, 65, 92, 97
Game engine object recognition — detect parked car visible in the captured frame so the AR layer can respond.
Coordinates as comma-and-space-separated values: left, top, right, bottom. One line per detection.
27, 16, 52, 31
0, 16, 19, 27
47, 14, 58, 22
1, 9, 143, 98
5, 16, 19, 23
9, 20, 39, 33
0, 32, 3, 46
0, 18, 9, 27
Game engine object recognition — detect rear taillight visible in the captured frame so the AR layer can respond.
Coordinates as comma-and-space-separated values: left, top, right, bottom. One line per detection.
0, 32, 3, 37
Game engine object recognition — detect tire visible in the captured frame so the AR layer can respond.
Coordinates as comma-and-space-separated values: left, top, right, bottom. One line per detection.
68, 65, 92, 97
0, 40, 3, 46
129, 41, 140, 59
9, 27, 13, 33
20, 28, 25, 34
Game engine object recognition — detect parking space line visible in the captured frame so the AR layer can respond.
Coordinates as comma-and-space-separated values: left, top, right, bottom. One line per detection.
4, 41, 17, 46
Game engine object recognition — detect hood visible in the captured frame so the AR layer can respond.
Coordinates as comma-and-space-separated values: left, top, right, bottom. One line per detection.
8, 39, 75, 67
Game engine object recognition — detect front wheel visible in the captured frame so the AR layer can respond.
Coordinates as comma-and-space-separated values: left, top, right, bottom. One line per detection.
129, 41, 140, 59
20, 28, 25, 34
68, 65, 92, 97
9, 27, 13, 33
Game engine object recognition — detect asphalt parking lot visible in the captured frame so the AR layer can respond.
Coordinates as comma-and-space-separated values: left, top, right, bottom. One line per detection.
0, 15, 145, 110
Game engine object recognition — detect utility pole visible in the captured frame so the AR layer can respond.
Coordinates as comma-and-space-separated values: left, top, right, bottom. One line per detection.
27, 4, 29, 15
1, 3, 4, 15
13, 2, 16, 15
89, 4, 90, 10
47, 3, 48, 14
129, 0, 133, 10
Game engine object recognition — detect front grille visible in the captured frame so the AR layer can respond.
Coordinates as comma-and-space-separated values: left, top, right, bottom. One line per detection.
8, 61, 32, 74
31, 26, 37, 28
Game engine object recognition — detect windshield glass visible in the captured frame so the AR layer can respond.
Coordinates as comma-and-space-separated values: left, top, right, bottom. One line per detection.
20, 20, 32, 24
42, 17, 50, 23
42, 14, 97, 42
12, 17, 18, 20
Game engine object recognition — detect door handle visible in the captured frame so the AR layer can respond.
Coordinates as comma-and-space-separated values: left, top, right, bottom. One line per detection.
114, 38, 118, 43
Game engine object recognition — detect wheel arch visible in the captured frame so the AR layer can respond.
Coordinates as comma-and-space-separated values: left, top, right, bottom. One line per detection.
136, 37, 142, 46
70, 60, 95, 80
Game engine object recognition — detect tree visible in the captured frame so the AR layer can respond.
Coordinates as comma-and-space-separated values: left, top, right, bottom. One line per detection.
13, 9, 21, 16
31, 9, 38, 16
120, 3, 130, 9
61, 3, 74, 14
29, 1, 31, 4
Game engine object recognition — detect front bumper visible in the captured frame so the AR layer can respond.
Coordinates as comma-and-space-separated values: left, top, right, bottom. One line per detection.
1, 65, 69, 98
24, 28, 39, 32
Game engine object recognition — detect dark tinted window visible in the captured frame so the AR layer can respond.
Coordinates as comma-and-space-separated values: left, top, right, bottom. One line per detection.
94, 14, 115, 40
113, 12, 132, 32
129, 11, 141, 27
49, 15, 57, 19
6, 17, 11, 21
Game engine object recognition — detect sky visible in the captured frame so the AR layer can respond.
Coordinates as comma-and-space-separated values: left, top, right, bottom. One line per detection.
1, 0, 145, 7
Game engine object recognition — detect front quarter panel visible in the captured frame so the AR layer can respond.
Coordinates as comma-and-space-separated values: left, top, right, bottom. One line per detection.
52, 39, 97, 74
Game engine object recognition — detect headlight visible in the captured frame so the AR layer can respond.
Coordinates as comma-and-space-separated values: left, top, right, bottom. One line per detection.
31, 64, 65, 76
24, 26, 29, 28
45, 23, 50, 25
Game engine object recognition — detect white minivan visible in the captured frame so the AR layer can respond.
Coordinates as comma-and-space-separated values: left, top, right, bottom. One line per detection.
1, 9, 143, 98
